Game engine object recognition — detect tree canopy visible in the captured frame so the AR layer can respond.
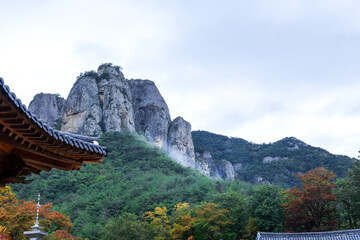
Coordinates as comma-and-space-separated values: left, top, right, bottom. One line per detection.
282, 167, 337, 232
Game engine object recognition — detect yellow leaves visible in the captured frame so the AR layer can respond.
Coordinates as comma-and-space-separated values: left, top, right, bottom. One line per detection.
0, 186, 17, 205
145, 206, 170, 238
154, 206, 169, 223
145, 203, 195, 240
170, 203, 195, 240
144, 211, 154, 220
0, 225, 11, 240
0, 225, 9, 233
145, 202, 233, 239
174, 202, 189, 211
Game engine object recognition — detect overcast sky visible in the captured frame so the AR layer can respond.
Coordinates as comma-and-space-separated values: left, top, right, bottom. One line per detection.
1, 0, 360, 157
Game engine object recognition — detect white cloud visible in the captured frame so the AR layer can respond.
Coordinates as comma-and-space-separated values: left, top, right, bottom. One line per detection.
1, 0, 360, 157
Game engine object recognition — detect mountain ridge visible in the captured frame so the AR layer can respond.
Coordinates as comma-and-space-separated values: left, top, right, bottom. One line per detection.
28, 63, 356, 184
192, 130, 355, 187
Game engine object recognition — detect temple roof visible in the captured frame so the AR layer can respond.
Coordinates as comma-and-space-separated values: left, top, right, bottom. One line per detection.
0, 78, 107, 185
256, 229, 360, 240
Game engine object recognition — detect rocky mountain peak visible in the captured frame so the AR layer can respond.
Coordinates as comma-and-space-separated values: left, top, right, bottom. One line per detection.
29, 63, 201, 177
28, 93, 65, 130
278, 136, 307, 150
97, 63, 125, 79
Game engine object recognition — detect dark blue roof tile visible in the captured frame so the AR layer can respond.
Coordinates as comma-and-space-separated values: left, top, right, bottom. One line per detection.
3, 85, 10, 93
9, 92, 16, 101
84, 144, 89, 151
20, 104, 27, 113
15, 98, 21, 108
47, 129, 53, 137
0, 78, 107, 156
256, 229, 360, 240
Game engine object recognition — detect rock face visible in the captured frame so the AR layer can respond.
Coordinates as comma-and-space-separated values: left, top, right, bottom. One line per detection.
29, 64, 205, 177
97, 64, 135, 133
62, 74, 102, 136
61, 64, 136, 136
194, 151, 236, 180
195, 152, 212, 176
28, 93, 65, 129
262, 156, 285, 163
217, 160, 236, 180
168, 117, 196, 167
129, 79, 171, 148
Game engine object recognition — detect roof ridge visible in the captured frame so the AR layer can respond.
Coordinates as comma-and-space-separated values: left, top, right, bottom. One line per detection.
0, 77, 107, 156
257, 229, 360, 239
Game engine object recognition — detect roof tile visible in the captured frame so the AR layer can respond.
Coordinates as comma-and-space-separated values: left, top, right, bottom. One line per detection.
0, 77, 107, 156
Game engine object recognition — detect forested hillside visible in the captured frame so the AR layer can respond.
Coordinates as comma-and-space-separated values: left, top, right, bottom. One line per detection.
11, 131, 251, 239
192, 131, 355, 187
7, 131, 360, 239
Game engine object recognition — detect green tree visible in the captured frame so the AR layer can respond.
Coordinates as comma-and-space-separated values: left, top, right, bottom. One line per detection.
213, 191, 249, 239
336, 161, 360, 228
249, 184, 284, 232
101, 213, 152, 240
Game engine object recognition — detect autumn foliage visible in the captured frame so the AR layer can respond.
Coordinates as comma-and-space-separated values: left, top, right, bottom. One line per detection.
143, 202, 232, 240
0, 186, 78, 240
170, 203, 195, 240
282, 167, 337, 232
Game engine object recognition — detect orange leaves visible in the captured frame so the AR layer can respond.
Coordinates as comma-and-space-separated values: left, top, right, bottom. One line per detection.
170, 203, 195, 240
282, 167, 337, 232
0, 186, 76, 240
46, 230, 82, 240
41, 204, 73, 231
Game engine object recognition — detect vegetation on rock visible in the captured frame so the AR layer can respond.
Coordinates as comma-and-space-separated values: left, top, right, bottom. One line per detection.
192, 131, 355, 187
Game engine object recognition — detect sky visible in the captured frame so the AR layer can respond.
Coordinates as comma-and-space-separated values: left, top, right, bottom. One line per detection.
1, 0, 360, 157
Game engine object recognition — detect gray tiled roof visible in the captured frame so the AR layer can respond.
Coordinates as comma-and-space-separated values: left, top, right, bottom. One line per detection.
0, 77, 107, 156
257, 229, 360, 240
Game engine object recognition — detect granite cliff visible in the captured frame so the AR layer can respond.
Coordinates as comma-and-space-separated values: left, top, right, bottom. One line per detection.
28, 93, 65, 130
29, 63, 231, 178
128, 79, 171, 149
